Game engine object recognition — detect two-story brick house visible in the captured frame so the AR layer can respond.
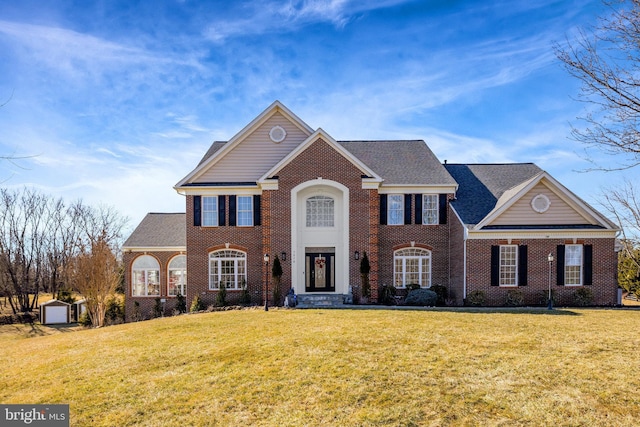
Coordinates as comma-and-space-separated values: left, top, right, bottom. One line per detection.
123, 101, 619, 319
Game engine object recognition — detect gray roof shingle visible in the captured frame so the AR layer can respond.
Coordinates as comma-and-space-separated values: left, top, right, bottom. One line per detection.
339, 140, 457, 185
197, 141, 227, 166
123, 213, 186, 248
444, 163, 543, 226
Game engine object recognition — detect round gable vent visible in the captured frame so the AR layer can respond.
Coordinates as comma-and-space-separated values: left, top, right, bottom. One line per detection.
531, 194, 550, 213
269, 125, 287, 143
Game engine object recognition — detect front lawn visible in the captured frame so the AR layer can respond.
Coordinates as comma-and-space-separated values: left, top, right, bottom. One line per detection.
1, 308, 639, 426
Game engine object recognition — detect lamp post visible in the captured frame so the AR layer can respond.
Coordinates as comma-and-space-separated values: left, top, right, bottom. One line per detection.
264, 253, 270, 312
547, 253, 554, 310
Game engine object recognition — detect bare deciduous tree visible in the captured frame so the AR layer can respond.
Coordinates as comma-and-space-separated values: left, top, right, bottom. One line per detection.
0, 188, 51, 313
0, 187, 128, 324
555, 0, 640, 170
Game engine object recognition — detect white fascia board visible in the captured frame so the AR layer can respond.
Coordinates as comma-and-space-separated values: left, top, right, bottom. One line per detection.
123, 246, 187, 252
362, 178, 382, 189
467, 229, 618, 240
258, 128, 382, 183
177, 185, 262, 196
176, 101, 314, 188
259, 180, 279, 191
378, 184, 458, 194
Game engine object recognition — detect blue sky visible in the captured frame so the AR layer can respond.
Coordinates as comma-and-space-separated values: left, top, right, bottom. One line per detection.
0, 0, 628, 230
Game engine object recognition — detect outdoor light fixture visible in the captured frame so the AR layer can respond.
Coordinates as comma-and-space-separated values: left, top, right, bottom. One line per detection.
547, 253, 554, 310
264, 253, 270, 311
354, 251, 360, 260
281, 252, 286, 262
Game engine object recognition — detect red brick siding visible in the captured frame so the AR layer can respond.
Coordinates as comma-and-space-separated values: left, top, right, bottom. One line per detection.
185, 195, 265, 309
377, 194, 454, 300
270, 138, 371, 295
465, 238, 618, 306
124, 250, 185, 320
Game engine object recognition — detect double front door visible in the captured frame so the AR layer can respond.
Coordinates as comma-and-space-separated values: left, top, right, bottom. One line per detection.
305, 252, 335, 292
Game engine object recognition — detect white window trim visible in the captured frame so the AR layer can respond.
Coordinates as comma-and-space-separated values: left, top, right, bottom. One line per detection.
499, 245, 518, 287
209, 250, 247, 290
168, 255, 187, 296
237, 196, 253, 227
202, 196, 219, 227
388, 194, 404, 226
422, 194, 439, 225
393, 248, 432, 288
564, 244, 583, 286
132, 255, 160, 297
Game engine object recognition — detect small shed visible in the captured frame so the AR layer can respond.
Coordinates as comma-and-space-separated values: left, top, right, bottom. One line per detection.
72, 299, 87, 322
40, 299, 71, 325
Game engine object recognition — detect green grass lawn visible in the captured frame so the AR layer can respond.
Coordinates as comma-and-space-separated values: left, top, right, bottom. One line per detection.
1, 308, 639, 426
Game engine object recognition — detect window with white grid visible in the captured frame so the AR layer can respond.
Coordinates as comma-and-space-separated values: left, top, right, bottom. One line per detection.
306, 196, 334, 227
499, 245, 518, 286
237, 196, 253, 226
565, 244, 583, 286
422, 194, 438, 225
393, 248, 431, 288
388, 194, 403, 225
168, 255, 187, 296
132, 255, 160, 296
209, 250, 246, 290
202, 196, 218, 227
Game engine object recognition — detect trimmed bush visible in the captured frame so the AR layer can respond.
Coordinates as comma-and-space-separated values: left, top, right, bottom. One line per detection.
105, 296, 125, 325
216, 282, 227, 307
504, 289, 524, 307
175, 293, 187, 314
153, 298, 163, 318
405, 283, 420, 292
239, 279, 251, 305
466, 290, 486, 306
404, 289, 437, 306
538, 290, 557, 307
429, 285, 448, 306
78, 312, 92, 327
378, 283, 396, 305
573, 287, 594, 306
190, 295, 205, 313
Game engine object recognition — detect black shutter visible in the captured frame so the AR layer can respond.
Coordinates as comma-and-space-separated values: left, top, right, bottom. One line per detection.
253, 195, 261, 226
414, 194, 422, 224
584, 244, 593, 285
518, 245, 528, 286
404, 194, 412, 225
556, 245, 565, 286
218, 196, 226, 226
491, 245, 500, 286
380, 194, 387, 225
193, 196, 201, 227
439, 194, 447, 225
229, 195, 236, 226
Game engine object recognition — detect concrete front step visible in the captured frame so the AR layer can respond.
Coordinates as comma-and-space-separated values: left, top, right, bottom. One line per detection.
296, 293, 349, 308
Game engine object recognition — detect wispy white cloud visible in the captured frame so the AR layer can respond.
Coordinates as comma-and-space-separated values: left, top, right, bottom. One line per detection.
204, 0, 407, 41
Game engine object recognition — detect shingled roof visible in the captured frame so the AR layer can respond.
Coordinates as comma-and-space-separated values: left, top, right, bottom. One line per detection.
339, 140, 457, 185
444, 163, 543, 226
123, 213, 186, 248
197, 141, 226, 166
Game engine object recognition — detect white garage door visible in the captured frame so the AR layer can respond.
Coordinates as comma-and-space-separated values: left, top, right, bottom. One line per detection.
45, 306, 68, 324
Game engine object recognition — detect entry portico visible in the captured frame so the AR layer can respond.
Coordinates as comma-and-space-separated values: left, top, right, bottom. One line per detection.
291, 178, 349, 296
